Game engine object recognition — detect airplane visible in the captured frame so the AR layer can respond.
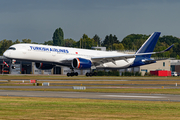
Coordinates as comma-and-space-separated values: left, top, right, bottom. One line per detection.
3, 32, 173, 77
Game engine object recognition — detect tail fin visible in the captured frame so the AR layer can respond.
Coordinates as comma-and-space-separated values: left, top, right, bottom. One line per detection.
136, 32, 161, 58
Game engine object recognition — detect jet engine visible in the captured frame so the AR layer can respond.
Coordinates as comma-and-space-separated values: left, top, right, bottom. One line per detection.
72, 58, 92, 69
35, 62, 55, 70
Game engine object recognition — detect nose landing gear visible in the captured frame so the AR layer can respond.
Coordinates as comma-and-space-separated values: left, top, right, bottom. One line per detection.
11, 59, 16, 69
12, 66, 16, 69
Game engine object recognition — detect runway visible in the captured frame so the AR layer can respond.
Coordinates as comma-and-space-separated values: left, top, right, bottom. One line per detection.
0, 90, 180, 102
0, 85, 179, 89
1, 79, 180, 102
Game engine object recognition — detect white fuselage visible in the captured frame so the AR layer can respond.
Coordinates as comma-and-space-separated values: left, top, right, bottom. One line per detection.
3, 44, 135, 69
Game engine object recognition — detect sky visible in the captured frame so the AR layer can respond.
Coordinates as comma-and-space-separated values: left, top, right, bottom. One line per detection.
0, 0, 180, 43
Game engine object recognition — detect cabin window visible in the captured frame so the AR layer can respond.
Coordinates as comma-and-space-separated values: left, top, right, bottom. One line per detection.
8, 47, 16, 50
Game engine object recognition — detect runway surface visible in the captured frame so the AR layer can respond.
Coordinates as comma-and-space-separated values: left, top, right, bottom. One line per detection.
0, 85, 179, 89
1, 79, 180, 102
0, 90, 180, 102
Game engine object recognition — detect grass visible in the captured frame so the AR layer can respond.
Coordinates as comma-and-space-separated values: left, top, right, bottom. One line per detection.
1, 75, 180, 119
0, 96, 180, 120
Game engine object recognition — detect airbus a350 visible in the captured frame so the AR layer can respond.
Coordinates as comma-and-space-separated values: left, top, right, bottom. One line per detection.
3, 32, 173, 76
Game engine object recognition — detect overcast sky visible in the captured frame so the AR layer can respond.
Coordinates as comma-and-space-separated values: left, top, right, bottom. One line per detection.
0, 0, 180, 43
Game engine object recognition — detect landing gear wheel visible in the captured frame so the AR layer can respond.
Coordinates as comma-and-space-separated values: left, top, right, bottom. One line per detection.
89, 72, 92, 77
93, 72, 97, 76
75, 72, 78, 76
70, 72, 74, 77
67, 73, 70, 77
12, 66, 16, 69
86, 72, 89, 77
67, 72, 78, 77
86, 72, 95, 77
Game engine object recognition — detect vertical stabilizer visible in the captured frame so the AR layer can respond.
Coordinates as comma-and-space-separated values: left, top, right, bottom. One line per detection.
136, 32, 161, 58
130, 32, 161, 67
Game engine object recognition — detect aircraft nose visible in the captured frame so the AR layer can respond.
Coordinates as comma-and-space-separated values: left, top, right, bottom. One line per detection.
3, 51, 10, 58
3, 51, 7, 57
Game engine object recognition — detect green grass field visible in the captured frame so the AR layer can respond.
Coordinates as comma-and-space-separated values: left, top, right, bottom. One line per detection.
1, 75, 180, 119
0, 96, 180, 120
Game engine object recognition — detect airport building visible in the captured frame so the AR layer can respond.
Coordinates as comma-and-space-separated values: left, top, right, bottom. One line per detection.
140, 60, 171, 76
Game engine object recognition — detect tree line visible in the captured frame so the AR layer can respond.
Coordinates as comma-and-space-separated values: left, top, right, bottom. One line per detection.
0, 27, 180, 58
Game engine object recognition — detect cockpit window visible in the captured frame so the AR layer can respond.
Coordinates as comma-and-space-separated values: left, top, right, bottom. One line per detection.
8, 47, 16, 50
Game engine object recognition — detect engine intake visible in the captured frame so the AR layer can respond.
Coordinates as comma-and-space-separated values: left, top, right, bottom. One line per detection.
72, 58, 92, 69
35, 62, 55, 70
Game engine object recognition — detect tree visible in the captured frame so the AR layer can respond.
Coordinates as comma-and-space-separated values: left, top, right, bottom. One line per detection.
102, 34, 120, 50
13, 39, 20, 44
113, 35, 119, 44
113, 43, 124, 50
64, 38, 76, 47
0, 39, 13, 55
31, 42, 39, 44
121, 34, 149, 50
44, 40, 53, 45
93, 34, 100, 46
109, 34, 113, 50
102, 35, 110, 49
21, 39, 31, 43
52, 27, 64, 46
78, 34, 96, 49
176, 55, 180, 59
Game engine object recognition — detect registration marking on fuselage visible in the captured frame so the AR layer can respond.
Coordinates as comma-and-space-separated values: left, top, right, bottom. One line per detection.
102, 95, 165, 98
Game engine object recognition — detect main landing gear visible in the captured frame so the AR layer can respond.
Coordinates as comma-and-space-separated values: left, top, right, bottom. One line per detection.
86, 72, 97, 77
67, 68, 78, 77
66, 67, 97, 77
67, 72, 78, 77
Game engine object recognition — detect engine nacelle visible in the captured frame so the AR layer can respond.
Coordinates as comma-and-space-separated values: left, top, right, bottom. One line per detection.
35, 62, 55, 70
72, 58, 92, 69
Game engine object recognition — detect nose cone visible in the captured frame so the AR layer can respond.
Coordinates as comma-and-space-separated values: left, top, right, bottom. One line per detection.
3, 51, 7, 57
3, 51, 10, 58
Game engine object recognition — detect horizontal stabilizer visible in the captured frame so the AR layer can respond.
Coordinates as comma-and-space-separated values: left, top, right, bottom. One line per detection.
135, 44, 174, 56
160, 44, 174, 52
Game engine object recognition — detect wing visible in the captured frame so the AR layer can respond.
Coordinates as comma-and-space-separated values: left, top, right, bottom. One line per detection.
57, 44, 173, 67
91, 44, 174, 66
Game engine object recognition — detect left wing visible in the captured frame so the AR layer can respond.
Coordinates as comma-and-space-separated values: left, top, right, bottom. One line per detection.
58, 44, 173, 67
91, 44, 174, 65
